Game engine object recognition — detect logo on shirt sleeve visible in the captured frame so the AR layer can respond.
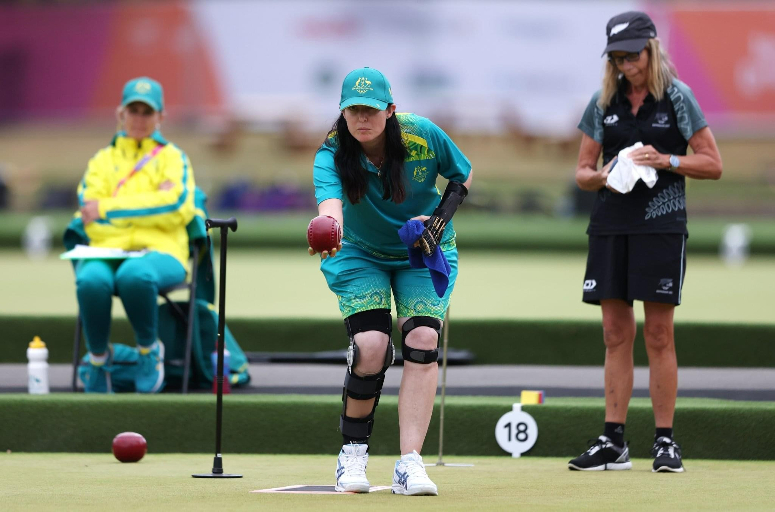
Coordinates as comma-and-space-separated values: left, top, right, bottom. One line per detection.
583, 279, 597, 292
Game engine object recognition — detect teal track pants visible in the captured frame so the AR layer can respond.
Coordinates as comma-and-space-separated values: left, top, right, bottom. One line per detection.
75, 252, 186, 355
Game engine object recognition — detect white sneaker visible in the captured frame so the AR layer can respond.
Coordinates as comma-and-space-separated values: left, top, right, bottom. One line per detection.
335, 444, 370, 493
392, 451, 438, 496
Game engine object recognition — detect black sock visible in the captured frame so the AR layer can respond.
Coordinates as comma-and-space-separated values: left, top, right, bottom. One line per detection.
604, 422, 625, 447
655, 427, 674, 441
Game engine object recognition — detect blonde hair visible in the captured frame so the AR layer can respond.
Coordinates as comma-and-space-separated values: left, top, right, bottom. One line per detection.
598, 38, 678, 109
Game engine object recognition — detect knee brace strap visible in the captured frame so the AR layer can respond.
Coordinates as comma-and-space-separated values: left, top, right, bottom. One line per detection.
345, 308, 392, 337
343, 371, 385, 400
340, 412, 374, 440
401, 316, 442, 364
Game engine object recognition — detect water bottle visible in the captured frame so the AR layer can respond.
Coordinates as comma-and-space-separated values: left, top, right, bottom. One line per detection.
720, 223, 752, 267
211, 344, 231, 394
27, 336, 50, 394
22, 216, 53, 260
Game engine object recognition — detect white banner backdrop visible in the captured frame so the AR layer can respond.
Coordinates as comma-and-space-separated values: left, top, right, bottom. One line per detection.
194, 0, 640, 135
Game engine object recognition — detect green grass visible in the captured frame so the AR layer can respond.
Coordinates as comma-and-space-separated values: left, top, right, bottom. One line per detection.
3, 249, 774, 324
1, 453, 773, 511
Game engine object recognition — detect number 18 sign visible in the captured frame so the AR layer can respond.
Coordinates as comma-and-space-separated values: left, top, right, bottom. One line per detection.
495, 403, 538, 457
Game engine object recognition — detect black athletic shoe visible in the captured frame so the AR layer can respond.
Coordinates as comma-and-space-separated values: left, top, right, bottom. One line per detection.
652, 436, 685, 473
568, 436, 632, 471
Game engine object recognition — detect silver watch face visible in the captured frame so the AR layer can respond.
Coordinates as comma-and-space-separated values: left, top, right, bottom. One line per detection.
670, 155, 680, 168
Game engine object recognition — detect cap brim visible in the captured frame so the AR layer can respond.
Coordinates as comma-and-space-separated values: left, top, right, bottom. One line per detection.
122, 95, 161, 111
339, 97, 388, 111
602, 38, 649, 56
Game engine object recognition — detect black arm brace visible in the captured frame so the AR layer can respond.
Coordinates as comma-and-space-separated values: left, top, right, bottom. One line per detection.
419, 181, 468, 256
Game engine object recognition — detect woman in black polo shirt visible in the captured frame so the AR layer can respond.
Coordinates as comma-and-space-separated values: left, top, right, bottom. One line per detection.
568, 11, 722, 473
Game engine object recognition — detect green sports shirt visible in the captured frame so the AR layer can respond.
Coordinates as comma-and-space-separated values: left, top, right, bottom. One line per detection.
313, 113, 472, 258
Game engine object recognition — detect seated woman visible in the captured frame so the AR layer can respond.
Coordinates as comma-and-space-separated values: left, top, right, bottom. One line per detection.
75, 77, 196, 393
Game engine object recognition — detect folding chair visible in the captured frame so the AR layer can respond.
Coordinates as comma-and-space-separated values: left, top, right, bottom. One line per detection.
70, 244, 202, 393
66, 188, 213, 394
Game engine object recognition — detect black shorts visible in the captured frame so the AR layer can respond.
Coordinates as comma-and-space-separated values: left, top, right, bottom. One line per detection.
582, 234, 687, 306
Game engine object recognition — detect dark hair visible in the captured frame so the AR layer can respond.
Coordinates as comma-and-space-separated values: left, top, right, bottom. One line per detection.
324, 107, 407, 204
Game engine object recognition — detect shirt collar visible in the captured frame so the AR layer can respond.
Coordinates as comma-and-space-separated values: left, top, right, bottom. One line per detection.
111, 130, 168, 148
616, 77, 656, 105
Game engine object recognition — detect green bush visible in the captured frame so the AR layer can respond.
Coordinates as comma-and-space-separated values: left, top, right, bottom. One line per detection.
1, 395, 773, 459
2, 315, 773, 367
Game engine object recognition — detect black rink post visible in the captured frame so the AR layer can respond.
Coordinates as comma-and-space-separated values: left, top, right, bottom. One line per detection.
193, 217, 242, 479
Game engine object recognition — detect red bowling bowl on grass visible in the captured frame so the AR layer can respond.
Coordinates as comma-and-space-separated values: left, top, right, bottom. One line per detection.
112, 432, 147, 463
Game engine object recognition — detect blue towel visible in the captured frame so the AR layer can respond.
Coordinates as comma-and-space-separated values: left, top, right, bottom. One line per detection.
398, 220, 451, 298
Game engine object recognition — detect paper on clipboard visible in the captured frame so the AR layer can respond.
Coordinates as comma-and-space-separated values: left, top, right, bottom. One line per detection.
60, 244, 148, 260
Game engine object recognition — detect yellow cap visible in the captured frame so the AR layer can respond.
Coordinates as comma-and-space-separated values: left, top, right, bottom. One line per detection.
29, 336, 46, 349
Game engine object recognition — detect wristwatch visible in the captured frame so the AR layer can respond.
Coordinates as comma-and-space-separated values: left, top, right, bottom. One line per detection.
668, 155, 680, 171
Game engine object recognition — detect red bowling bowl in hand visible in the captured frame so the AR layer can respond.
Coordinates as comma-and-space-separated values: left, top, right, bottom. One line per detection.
307, 215, 342, 254
112, 432, 147, 463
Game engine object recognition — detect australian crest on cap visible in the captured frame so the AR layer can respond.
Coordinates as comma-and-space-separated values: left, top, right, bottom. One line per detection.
353, 77, 373, 95
135, 80, 152, 93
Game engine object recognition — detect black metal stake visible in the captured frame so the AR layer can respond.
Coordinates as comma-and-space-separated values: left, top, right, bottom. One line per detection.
193, 217, 242, 479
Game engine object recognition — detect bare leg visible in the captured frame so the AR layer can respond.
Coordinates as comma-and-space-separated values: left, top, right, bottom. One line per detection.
643, 302, 678, 428
601, 300, 637, 424
397, 318, 440, 455
345, 396, 376, 418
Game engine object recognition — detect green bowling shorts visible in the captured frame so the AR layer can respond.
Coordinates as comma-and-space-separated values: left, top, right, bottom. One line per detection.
319, 241, 458, 320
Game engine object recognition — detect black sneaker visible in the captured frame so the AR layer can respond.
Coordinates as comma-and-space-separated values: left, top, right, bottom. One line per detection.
652, 436, 685, 473
568, 435, 632, 471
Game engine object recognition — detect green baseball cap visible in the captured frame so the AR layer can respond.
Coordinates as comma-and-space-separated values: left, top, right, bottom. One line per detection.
121, 77, 164, 112
339, 67, 393, 111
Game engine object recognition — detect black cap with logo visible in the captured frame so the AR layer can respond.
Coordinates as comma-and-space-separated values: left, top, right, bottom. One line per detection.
602, 11, 657, 56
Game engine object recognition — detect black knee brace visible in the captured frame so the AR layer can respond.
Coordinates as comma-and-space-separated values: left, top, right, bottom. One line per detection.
401, 316, 442, 364
340, 309, 395, 441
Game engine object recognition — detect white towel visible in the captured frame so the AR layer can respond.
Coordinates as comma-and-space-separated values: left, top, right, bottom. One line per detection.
606, 142, 658, 194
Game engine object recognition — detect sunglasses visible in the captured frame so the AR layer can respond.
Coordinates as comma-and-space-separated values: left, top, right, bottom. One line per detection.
608, 51, 642, 65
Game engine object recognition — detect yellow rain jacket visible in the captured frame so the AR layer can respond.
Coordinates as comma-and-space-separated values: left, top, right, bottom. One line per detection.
76, 131, 196, 267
